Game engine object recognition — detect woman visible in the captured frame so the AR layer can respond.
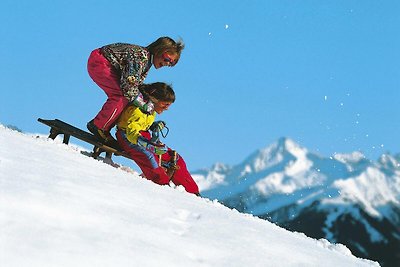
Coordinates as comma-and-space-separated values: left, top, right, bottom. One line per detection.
87, 37, 184, 143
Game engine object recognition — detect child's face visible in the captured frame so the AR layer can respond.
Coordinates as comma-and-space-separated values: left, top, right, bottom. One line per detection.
153, 52, 178, 69
154, 101, 172, 114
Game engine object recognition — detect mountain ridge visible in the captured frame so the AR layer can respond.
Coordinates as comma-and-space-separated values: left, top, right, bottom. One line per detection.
192, 137, 400, 266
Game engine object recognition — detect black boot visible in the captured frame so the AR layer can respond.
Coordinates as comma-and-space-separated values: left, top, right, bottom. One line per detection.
87, 120, 117, 146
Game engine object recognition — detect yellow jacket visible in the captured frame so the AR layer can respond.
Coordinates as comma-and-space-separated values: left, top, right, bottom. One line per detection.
117, 105, 156, 144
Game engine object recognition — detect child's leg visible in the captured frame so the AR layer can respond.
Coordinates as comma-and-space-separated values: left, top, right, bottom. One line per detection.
87, 49, 128, 131
116, 131, 170, 185
168, 155, 200, 195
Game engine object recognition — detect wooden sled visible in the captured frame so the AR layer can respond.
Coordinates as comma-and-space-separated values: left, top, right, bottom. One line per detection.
37, 118, 130, 160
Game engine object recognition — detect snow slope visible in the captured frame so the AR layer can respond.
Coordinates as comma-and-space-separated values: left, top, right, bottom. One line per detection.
0, 126, 379, 267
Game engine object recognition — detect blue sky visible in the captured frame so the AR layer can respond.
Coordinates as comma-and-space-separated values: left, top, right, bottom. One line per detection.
1, 0, 399, 170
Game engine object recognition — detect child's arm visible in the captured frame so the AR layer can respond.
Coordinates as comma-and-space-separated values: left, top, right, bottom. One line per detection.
122, 108, 167, 155
120, 47, 154, 113
131, 93, 154, 114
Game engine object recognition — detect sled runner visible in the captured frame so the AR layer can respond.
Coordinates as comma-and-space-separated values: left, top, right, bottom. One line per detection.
37, 118, 129, 160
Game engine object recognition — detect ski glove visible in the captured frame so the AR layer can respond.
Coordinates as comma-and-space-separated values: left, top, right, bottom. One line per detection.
132, 92, 155, 114
137, 136, 168, 155
149, 121, 167, 143
150, 121, 166, 132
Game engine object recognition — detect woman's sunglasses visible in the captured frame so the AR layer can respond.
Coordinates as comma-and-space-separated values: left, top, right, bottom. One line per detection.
162, 53, 175, 66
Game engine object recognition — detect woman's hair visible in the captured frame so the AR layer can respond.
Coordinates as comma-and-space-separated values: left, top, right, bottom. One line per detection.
139, 82, 175, 103
147, 36, 184, 62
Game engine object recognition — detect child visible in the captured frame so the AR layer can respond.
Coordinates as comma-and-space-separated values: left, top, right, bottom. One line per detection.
87, 37, 184, 144
116, 82, 200, 195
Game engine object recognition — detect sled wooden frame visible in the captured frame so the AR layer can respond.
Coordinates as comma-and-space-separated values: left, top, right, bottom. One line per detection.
37, 118, 130, 160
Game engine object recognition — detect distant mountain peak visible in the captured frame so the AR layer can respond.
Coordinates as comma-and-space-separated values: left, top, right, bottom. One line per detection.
249, 137, 308, 172
267, 137, 308, 158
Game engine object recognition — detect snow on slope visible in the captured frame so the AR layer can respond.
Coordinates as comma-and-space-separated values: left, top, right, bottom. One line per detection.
0, 125, 379, 267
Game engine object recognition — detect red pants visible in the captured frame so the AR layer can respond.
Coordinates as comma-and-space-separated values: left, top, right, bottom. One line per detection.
87, 49, 128, 131
116, 130, 200, 195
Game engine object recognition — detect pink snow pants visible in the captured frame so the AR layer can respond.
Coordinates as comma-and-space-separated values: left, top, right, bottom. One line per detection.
87, 48, 129, 131
116, 130, 200, 195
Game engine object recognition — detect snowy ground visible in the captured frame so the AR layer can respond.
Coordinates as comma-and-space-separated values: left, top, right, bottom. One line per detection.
0, 125, 379, 267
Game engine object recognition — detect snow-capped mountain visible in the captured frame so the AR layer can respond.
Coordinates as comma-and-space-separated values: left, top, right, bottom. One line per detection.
192, 137, 400, 267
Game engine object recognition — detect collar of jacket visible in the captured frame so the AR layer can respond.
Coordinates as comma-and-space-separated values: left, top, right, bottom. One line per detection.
148, 53, 153, 69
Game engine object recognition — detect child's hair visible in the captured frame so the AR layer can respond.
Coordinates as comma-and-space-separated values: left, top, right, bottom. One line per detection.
147, 36, 184, 62
139, 82, 175, 103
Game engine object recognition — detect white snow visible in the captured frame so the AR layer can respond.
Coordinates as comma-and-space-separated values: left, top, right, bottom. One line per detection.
251, 139, 326, 197
334, 151, 366, 164
326, 167, 399, 217
0, 125, 379, 267
192, 163, 230, 191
